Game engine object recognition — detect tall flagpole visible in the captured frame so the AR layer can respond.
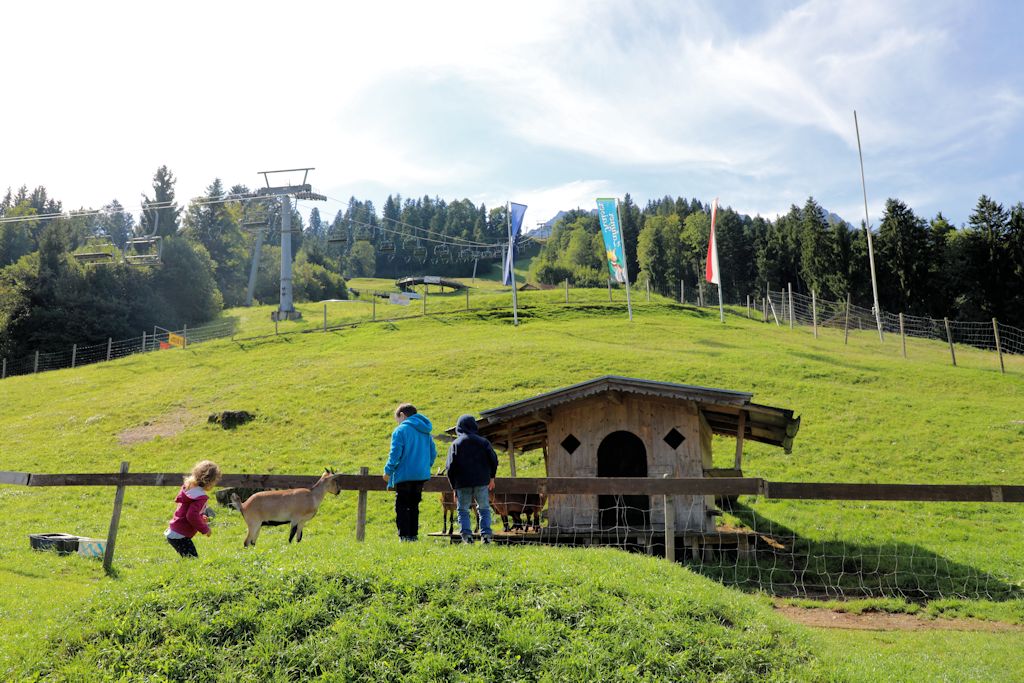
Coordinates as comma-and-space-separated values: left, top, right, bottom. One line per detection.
854, 110, 884, 342
615, 200, 633, 322
507, 202, 519, 326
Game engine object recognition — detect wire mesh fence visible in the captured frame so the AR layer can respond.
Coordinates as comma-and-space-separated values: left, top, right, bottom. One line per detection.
736, 286, 1022, 366
3, 280, 1020, 381
433, 493, 1023, 602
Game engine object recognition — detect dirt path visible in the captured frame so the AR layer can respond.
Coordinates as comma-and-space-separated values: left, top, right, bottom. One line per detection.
774, 604, 1023, 632
118, 407, 193, 446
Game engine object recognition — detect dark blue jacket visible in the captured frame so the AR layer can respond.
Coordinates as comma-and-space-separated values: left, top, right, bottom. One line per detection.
445, 415, 499, 489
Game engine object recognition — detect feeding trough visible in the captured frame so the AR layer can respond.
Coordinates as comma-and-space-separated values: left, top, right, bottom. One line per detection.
29, 533, 81, 555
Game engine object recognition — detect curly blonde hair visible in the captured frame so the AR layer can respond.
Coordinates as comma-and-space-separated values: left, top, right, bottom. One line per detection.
183, 460, 222, 490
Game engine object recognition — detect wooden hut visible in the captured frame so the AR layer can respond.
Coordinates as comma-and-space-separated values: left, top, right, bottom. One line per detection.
464, 376, 799, 534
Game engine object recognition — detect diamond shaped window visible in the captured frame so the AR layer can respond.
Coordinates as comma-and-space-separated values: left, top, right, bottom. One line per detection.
663, 428, 685, 450
561, 434, 581, 454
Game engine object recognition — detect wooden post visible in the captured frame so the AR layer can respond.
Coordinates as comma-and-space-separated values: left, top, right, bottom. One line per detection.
680, 280, 684, 304
734, 410, 746, 471
34, 350, 39, 374
507, 427, 517, 478
2, 357, 6, 380
142, 331, 146, 351
788, 282, 794, 330
422, 286, 427, 315
899, 313, 907, 358
991, 319, 1007, 376
844, 293, 851, 345
372, 294, 376, 321
811, 290, 818, 338
102, 461, 130, 575
355, 466, 368, 542
564, 278, 569, 304
608, 278, 613, 302
762, 297, 767, 323
746, 295, 750, 319
944, 317, 957, 367
183, 325, 188, 348
646, 277, 651, 302
663, 493, 675, 562
71, 344, 77, 368
106, 337, 112, 361
323, 303, 327, 332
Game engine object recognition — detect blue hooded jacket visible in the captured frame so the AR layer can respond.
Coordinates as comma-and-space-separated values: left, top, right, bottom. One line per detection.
445, 415, 499, 489
384, 413, 437, 487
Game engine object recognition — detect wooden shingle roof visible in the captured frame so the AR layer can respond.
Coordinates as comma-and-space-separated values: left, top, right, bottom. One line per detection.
446, 375, 800, 453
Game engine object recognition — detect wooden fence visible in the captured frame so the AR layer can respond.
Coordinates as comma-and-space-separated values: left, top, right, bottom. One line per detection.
4, 468, 1023, 573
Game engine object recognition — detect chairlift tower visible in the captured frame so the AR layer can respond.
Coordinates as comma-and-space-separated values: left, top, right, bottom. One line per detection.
252, 168, 326, 322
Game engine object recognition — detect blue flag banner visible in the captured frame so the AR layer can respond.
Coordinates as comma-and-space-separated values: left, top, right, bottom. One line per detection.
596, 198, 628, 284
503, 202, 527, 286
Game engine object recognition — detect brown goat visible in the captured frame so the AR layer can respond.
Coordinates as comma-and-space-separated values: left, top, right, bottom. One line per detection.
437, 467, 480, 535
491, 493, 545, 532
231, 468, 341, 547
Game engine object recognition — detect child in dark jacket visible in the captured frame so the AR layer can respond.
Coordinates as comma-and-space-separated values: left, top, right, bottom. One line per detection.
445, 415, 498, 543
165, 460, 221, 558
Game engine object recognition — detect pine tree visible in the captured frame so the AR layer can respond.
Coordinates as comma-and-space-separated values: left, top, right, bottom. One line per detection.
140, 166, 181, 237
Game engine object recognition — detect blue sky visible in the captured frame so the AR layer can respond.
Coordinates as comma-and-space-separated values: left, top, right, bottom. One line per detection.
2, 1, 1022, 229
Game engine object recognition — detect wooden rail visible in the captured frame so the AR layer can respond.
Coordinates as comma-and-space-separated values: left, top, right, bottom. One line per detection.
4, 471, 1023, 502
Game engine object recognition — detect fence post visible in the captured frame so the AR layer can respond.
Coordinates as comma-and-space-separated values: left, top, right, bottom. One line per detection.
507, 427, 517, 478
746, 295, 750, 319
844, 293, 851, 345
899, 313, 907, 358
323, 303, 327, 332
811, 290, 818, 338
2, 357, 6, 379
646, 277, 651, 302
680, 280, 684, 304
34, 350, 39, 374
372, 294, 377, 321
944, 317, 957, 367
564, 278, 569, 304
274, 319, 278, 335
141, 331, 146, 352
762, 297, 767, 323
991, 319, 1007, 374
183, 325, 188, 348
788, 282, 794, 330
422, 286, 427, 315
102, 461, 130, 575
355, 466, 368, 542
663, 492, 675, 562
71, 344, 77, 368
106, 337, 112, 361
608, 278, 613, 302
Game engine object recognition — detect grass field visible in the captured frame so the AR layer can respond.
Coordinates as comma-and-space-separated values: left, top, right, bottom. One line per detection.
1, 285, 1023, 679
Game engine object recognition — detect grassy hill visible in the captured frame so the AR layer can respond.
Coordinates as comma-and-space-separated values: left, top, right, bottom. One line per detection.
1, 287, 1023, 679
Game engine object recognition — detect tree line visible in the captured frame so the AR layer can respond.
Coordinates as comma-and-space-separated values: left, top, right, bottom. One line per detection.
530, 194, 1024, 326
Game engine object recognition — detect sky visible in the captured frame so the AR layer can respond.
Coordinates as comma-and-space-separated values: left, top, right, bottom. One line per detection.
2, 0, 1022, 230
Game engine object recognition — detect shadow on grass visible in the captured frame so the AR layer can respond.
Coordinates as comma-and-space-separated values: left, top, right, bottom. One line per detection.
694, 500, 1022, 602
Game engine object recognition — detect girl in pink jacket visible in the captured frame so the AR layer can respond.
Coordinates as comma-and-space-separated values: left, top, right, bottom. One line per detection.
165, 460, 221, 558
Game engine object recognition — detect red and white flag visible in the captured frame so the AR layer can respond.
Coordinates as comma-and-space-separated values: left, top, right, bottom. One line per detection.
705, 198, 720, 285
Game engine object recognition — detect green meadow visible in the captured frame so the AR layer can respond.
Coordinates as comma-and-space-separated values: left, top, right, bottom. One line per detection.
1, 283, 1022, 680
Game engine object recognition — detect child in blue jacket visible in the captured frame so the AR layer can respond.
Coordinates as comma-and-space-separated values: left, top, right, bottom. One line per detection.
383, 403, 437, 541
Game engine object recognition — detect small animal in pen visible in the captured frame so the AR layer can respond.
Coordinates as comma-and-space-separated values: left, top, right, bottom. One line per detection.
491, 493, 545, 532
231, 468, 341, 547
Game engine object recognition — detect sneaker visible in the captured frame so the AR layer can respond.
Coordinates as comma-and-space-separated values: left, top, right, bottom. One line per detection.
399, 536, 418, 543
460, 535, 474, 544
481, 535, 493, 544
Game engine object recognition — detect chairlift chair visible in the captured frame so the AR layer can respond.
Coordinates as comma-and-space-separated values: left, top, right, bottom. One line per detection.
413, 245, 428, 259
379, 239, 396, 254
125, 235, 163, 267
434, 244, 450, 257
73, 235, 119, 266
327, 232, 348, 245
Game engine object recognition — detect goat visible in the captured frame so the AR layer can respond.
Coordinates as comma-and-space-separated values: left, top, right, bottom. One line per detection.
231, 468, 341, 547
491, 493, 545, 532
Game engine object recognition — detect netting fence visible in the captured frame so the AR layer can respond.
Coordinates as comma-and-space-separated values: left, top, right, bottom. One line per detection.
3, 280, 1020, 381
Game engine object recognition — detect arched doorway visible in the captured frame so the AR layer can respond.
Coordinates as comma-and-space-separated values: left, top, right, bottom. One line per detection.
597, 430, 650, 530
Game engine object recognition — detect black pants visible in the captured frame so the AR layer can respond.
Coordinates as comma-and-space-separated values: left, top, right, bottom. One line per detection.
167, 536, 198, 558
394, 480, 426, 539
